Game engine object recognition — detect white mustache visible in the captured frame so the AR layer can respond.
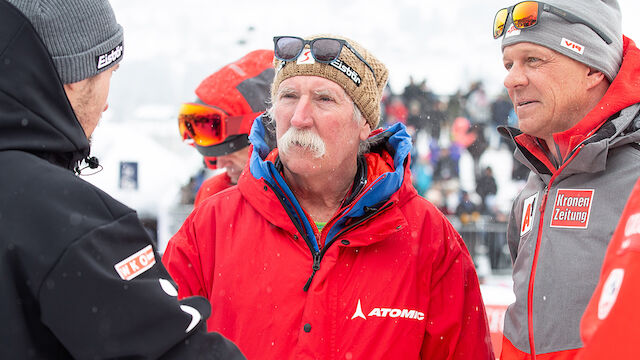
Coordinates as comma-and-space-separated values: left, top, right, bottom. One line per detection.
278, 127, 326, 158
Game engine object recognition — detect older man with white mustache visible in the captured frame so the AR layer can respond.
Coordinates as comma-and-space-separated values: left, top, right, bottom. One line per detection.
164, 34, 494, 360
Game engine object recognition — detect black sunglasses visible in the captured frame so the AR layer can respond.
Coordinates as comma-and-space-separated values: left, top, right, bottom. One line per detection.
493, 1, 612, 45
273, 36, 377, 81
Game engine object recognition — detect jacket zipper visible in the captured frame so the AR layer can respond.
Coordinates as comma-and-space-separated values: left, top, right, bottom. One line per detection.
302, 201, 394, 292
303, 252, 322, 291
264, 180, 319, 265
527, 184, 549, 359
526, 144, 584, 359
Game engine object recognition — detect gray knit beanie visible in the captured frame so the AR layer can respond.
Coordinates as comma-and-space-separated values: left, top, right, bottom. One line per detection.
7, 0, 123, 84
500, 0, 623, 81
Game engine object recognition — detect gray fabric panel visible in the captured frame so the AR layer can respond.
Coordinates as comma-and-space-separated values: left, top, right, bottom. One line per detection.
235, 68, 275, 113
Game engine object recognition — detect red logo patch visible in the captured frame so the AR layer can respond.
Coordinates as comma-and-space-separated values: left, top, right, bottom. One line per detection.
114, 245, 156, 280
561, 37, 585, 55
520, 193, 538, 236
550, 189, 594, 229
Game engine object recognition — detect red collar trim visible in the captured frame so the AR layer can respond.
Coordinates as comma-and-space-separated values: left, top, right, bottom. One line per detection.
514, 133, 557, 172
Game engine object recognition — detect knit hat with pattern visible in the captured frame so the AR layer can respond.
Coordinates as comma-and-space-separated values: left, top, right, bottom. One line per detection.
272, 34, 388, 129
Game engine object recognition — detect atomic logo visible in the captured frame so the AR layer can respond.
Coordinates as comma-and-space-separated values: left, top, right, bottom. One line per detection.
351, 299, 367, 320
350, 299, 424, 321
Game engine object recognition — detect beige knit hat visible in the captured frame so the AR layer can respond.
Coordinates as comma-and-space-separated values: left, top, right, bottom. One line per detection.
271, 34, 389, 129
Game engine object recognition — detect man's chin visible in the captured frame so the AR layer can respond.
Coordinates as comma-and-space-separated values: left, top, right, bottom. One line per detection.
226, 170, 241, 184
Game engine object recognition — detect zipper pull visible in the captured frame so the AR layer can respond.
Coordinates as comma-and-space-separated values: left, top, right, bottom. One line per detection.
539, 186, 549, 212
303, 252, 322, 292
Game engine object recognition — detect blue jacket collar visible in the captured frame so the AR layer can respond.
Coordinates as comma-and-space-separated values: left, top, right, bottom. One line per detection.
248, 116, 413, 250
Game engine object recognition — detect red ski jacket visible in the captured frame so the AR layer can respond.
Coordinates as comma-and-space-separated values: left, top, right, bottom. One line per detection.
577, 178, 640, 359
194, 172, 233, 207
163, 121, 494, 359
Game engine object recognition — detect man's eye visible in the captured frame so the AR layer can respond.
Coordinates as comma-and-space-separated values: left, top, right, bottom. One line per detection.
504, 62, 513, 70
527, 57, 540, 63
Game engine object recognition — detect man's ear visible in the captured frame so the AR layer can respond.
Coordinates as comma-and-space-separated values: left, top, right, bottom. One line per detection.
359, 121, 372, 141
586, 68, 608, 90
63, 81, 79, 93
63, 77, 92, 93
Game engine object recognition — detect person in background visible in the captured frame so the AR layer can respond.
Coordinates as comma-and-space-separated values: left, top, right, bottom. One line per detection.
178, 49, 274, 206
492, 0, 640, 358
476, 166, 498, 215
0, 0, 243, 358
456, 190, 480, 224
164, 34, 494, 359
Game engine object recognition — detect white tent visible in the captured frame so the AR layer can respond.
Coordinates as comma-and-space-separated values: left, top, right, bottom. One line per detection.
84, 117, 203, 219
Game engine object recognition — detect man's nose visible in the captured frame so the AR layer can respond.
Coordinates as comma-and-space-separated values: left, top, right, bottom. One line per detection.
216, 155, 232, 168
289, 96, 313, 129
504, 64, 527, 90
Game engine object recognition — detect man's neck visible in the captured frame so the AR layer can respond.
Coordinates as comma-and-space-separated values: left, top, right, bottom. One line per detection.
540, 136, 562, 164
282, 159, 358, 223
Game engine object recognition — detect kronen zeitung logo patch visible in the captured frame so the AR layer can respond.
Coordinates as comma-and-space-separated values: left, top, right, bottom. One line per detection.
550, 189, 594, 229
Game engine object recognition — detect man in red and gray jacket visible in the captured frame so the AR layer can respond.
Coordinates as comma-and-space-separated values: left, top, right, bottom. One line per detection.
164, 34, 494, 359
492, 0, 640, 358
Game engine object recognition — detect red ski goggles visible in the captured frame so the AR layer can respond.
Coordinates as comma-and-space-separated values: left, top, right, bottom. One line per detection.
178, 102, 253, 147
493, 1, 611, 44
273, 36, 377, 81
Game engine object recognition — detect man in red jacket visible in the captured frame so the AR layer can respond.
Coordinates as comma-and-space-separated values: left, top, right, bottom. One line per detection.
577, 177, 640, 359
178, 50, 274, 206
164, 34, 494, 359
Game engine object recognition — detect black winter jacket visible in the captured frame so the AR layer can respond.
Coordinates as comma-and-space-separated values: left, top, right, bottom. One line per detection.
0, 1, 243, 359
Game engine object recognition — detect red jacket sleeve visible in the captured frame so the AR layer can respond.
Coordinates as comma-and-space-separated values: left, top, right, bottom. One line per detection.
577, 178, 640, 360
162, 210, 209, 300
421, 212, 495, 360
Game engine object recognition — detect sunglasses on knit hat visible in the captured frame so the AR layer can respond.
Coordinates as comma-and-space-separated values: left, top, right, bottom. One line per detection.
178, 102, 254, 147
493, 1, 612, 44
273, 36, 377, 81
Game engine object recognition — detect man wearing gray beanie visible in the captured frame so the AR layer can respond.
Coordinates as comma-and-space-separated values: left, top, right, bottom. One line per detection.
0, 0, 244, 358
493, 1, 640, 359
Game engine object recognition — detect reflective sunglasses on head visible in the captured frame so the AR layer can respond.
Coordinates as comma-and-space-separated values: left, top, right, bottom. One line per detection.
273, 36, 377, 81
493, 1, 612, 45
178, 103, 249, 147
